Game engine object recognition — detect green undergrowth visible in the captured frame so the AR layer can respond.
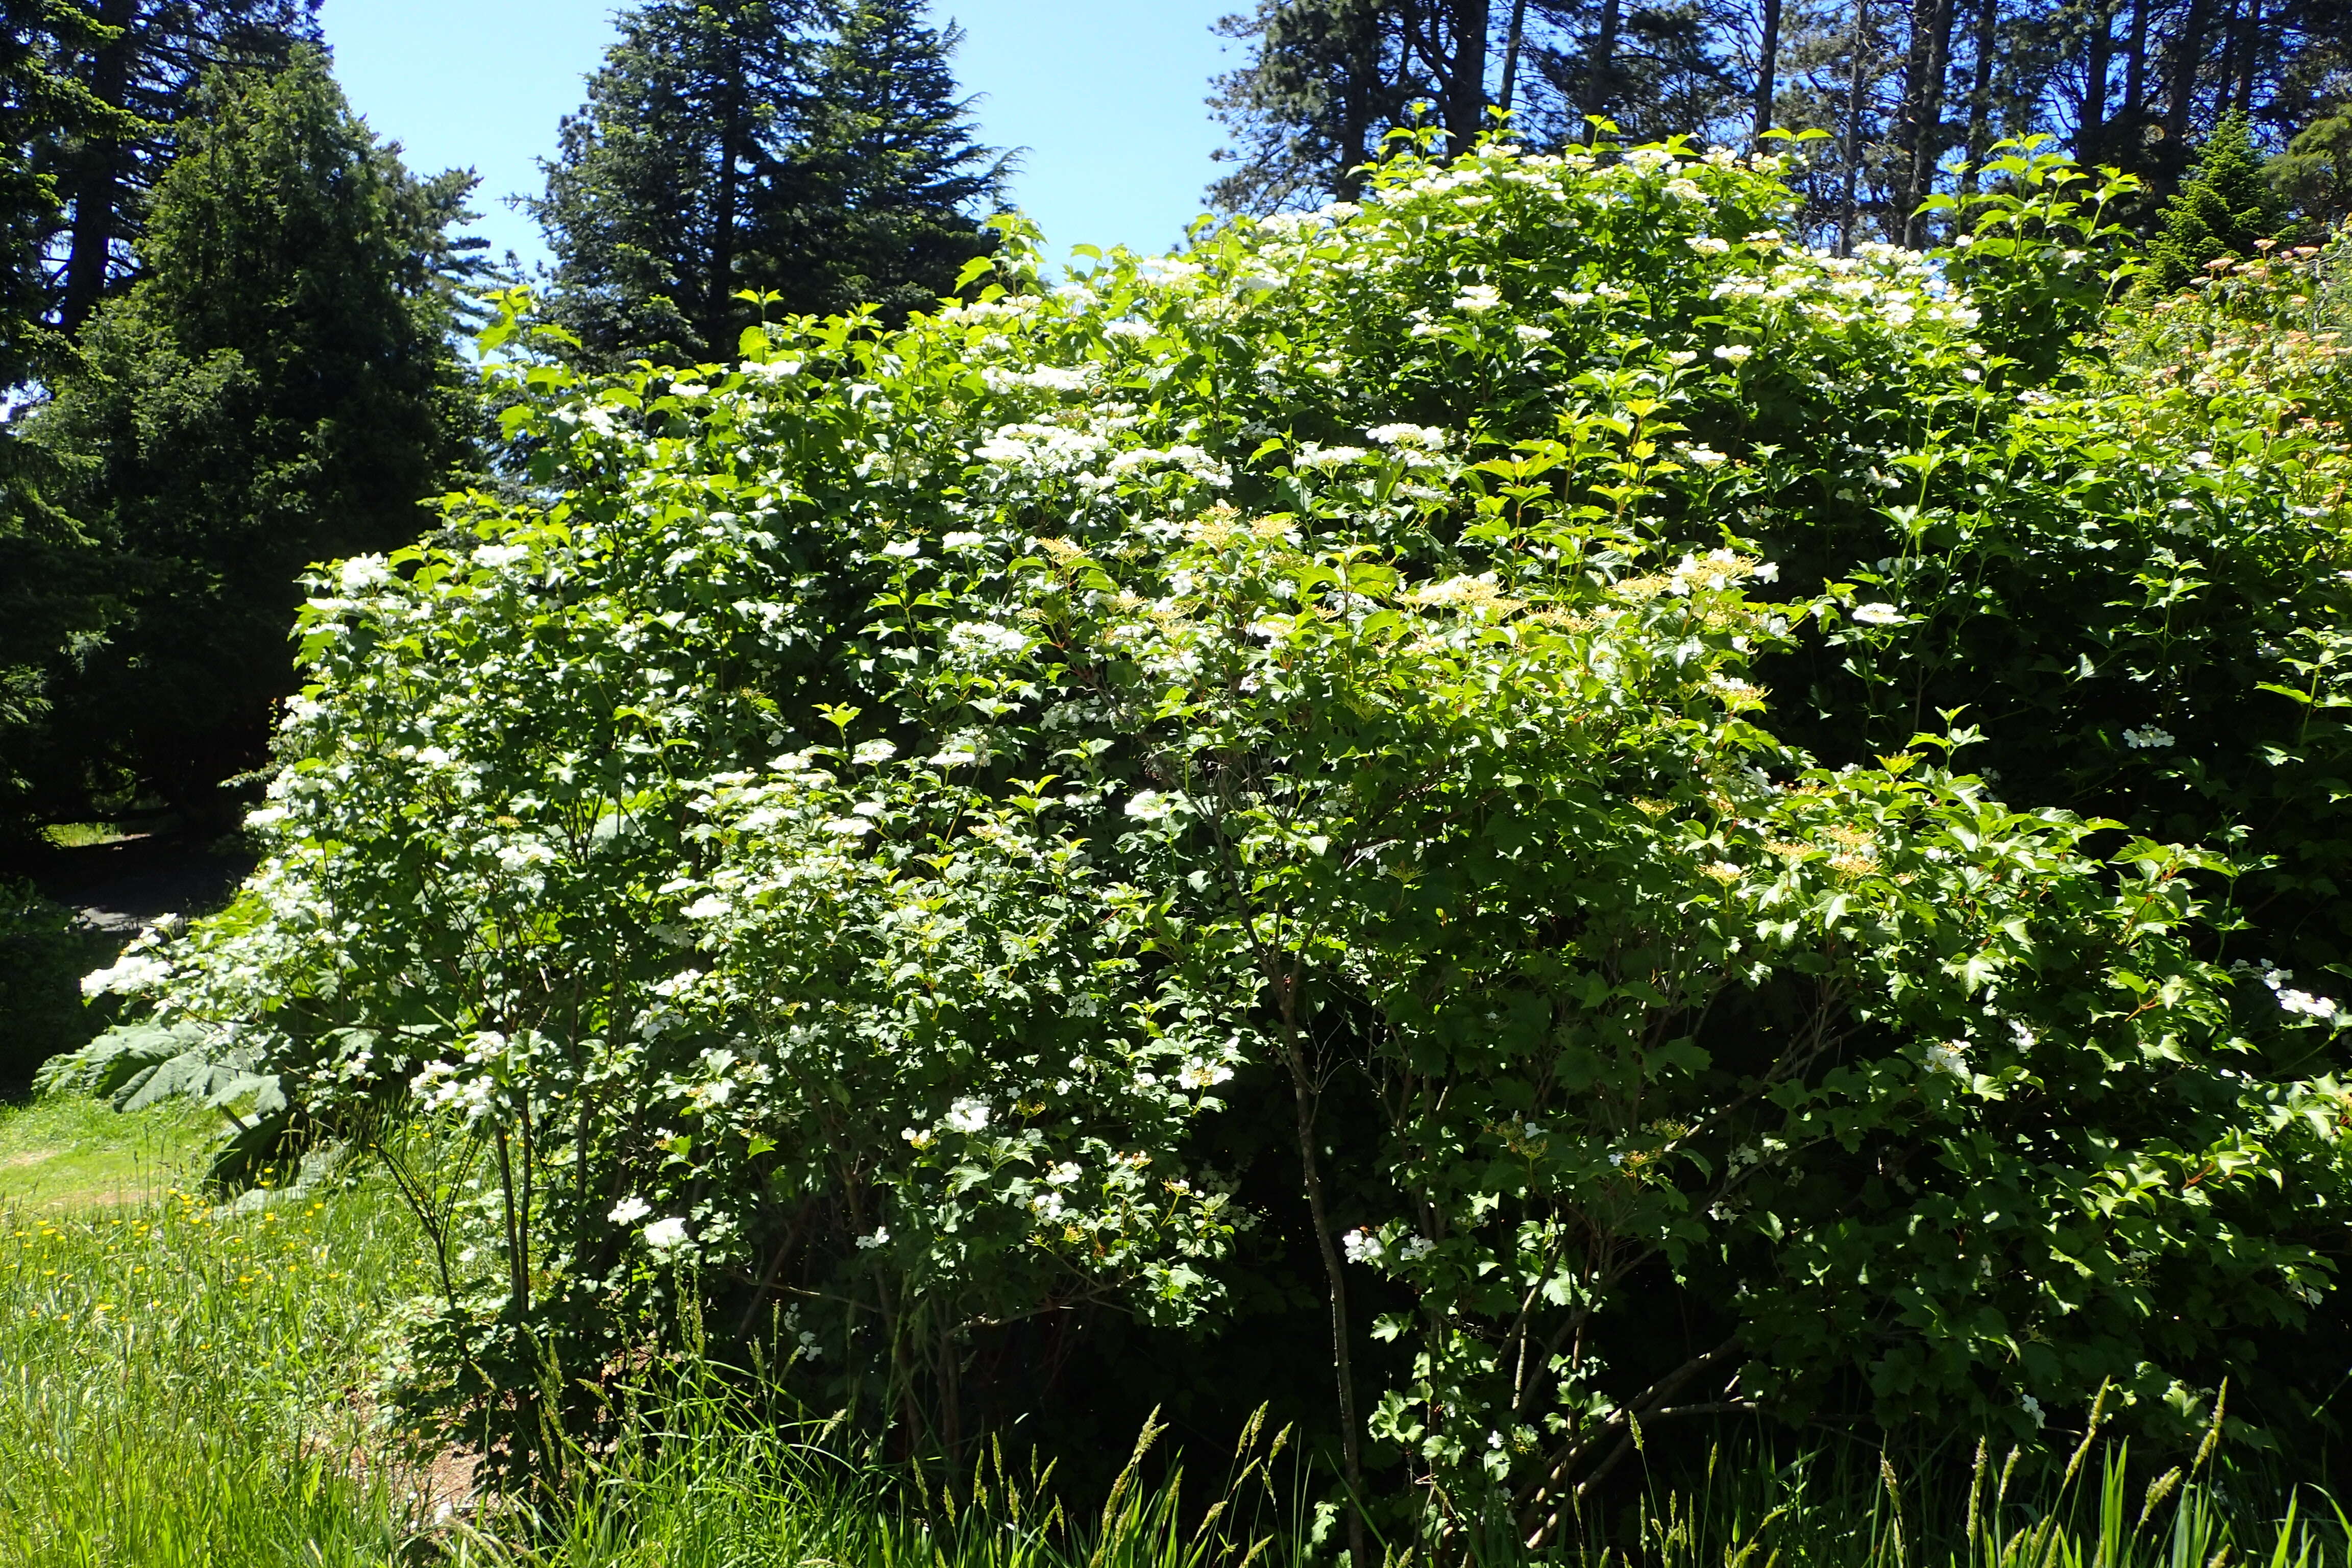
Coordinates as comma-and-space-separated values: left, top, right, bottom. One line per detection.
1, 1091, 2346, 1566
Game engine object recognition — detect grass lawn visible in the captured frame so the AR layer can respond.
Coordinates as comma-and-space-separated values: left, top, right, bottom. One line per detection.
0, 1089, 2343, 1567
0, 1094, 434, 1566
0, 1093, 219, 1209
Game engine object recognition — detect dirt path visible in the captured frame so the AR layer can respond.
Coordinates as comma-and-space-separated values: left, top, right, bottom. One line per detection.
13, 829, 251, 938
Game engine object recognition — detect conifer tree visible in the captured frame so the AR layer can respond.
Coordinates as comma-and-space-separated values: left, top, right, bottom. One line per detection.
2143, 111, 2282, 294
44, 0, 324, 335
533, 0, 1003, 370
26, 46, 480, 817
759, 0, 1005, 324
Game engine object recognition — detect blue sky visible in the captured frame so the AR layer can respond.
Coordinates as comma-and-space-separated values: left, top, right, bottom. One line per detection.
317, 1, 1241, 278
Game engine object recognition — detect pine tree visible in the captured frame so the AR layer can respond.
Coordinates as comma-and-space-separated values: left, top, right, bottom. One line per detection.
2143, 111, 2282, 293
533, 0, 1002, 370
1207, 0, 1420, 214
757, 0, 1006, 324
0, 2, 148, 834
2, 0, 146, 385
26, 46, 480, 816
45, 1, 324, 335
2270, 99, 2352, 230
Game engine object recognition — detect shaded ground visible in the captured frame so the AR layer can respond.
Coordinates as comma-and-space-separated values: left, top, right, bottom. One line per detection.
6, 822, 252, 935
0, 823, 252, 1095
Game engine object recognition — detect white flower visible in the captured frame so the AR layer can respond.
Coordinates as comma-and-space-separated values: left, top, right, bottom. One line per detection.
1046, 1162, 1083, 1186
946, 1097, 991, 1134
822, 817, 875, 836
642, 1216, 690, 1255
1451, 283, 1503, 313
1514, 324, 1554, 342
1294, 443, 1368, 471
1678, 444, 1729, 469
740, 357, 802, 381
608, 1196, 653, 1226
1665, 178, 1707, 202
2278, 988, 2340, 1020
1102, 319, 1155, 340
1178, 1058, 1234, 1090
337, 555, 392, 592
855, 1226, 891, 1250
1341, 1227, 1387, 1265
1664, 350, 1698, 365
2008, 1019, 2037, 1051
1685, 235, 1730, 255
941, 531, 986, 550
929, 747, 978, 768
81, 952, 173, 998
1397, 1235, 1435, 1261
1124, 790, 1179, 822
1923, 1039, 1971, 1080
1367, 423, 1449, 449
1752, 561, 1779, 582
1712, 343, 1753, 363
1013, 365, 1090, 393
2021, 1394, 2046, 1428
1851, 602, 1903, 626
2122, 726, 2174, 750
944, 620, 1030, 662
851, 739, 898, 765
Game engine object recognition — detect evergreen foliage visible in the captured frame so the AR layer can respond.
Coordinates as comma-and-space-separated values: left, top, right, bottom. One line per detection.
1206, 0, 2352, 246
2270, 99, 2352, 231
0, 0, 142, 386
768, 0, 1007, 324
40, 0, 324, 335
532, 0, 1003, 370
2143, 112, 2283, 293
22, 46, 480, 817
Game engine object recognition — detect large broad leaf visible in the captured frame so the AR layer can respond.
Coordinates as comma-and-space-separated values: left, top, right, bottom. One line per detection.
36, 1020, 285, 1118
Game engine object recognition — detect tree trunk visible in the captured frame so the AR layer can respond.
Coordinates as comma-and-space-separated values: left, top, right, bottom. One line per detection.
1960, 0, 1997, 193
62, 0, 137, 334
2081, 0, 2113, 152
1584, 0, 1623, 140
2122, 0, 2148, 119
2228, 0, 2262, 116
1277, 988, 1367, 1568
1446, 0, 1492, 150
1899, 0, 1958, 246
1840, 0, 1871, 255
707, 18, 744, 360
1753, 0, 1783, 142
1498, 0, 1529, 116
2165, 0, 2215, 143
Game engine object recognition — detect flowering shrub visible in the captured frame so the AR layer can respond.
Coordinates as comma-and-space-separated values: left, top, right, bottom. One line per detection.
72, 131, 2352, 1530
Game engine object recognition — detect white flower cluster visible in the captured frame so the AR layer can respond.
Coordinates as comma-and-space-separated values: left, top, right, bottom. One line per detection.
1343, 1227, 1433, 1266
974, 422, 1110, 475
2235, 961, 2342, 1022
1922, 1039, 1972, 1081
2122, 726, 2174, 749
943, 620, 1030, 664
82, 949, 173, 998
